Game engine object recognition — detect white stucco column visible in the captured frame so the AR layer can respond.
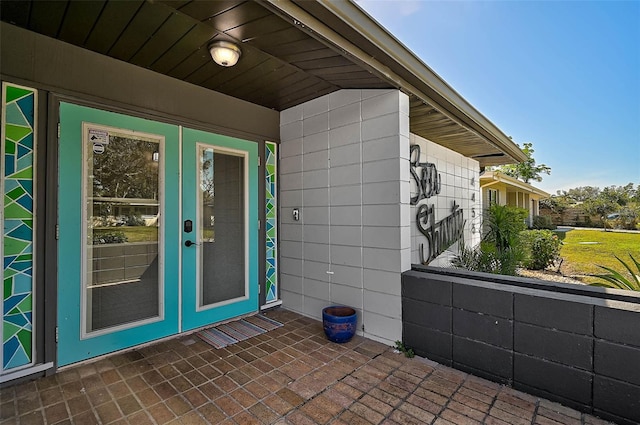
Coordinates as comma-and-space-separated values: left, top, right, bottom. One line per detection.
279, 89, 410, 344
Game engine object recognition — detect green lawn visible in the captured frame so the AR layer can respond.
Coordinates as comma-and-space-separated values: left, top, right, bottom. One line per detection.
94, 226, 216, 246
94, 226, 158, 242
556, 229, 640, 283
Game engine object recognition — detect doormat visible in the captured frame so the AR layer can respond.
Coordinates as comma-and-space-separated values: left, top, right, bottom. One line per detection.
196, 315, 283, 349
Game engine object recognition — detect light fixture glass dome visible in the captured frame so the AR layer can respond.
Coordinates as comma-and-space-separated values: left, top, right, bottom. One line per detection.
208, 41, 241, 67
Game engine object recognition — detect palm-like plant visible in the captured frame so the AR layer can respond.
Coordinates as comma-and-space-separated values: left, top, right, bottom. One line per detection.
452, 205, 528, 276
483, 204, 527, 251
589, 254, 640, 291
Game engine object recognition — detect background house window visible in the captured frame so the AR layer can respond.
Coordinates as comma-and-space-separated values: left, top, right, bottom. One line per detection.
488, 189, 499, 205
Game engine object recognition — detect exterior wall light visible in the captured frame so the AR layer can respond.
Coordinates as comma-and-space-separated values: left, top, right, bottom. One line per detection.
208, 41, 241, 67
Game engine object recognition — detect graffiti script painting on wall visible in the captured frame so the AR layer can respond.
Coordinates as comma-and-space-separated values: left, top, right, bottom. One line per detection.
417, 201, 465, 264
410, 144, 465, 264
409, 144, 441, 205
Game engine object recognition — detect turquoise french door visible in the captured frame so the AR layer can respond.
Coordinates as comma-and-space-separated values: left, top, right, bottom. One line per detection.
181, 128, 258, 331
57, 103, 258, 366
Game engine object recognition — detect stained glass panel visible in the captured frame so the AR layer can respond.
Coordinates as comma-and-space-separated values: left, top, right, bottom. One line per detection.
2, 83, 36, 371
265, 142, 278, 303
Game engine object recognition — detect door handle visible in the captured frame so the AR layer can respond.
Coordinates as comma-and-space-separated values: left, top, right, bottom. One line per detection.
184, 240, 198, 247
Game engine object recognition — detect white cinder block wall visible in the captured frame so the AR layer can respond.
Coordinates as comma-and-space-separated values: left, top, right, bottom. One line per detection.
279, 89, 410, 345
409, 134, 481, 267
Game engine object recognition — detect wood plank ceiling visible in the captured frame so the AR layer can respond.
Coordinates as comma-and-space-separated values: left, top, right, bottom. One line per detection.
0, 0, 517, 166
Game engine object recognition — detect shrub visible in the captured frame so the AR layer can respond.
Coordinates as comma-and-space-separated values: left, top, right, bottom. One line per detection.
520, 230, 562, 270
531, 215, 556, 230
452, 242, 523, 276
93, 231, 128, 245
125, 214, 146, 226
452, 242, 496, 273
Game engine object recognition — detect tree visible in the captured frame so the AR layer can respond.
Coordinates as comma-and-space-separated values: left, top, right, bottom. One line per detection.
93, 136, 160, 199
562, 186, 601, 202
540, 195, 571, 213
581, 183, 640, 229
90, 135, 160, 224
495, 142, 551, 184
541, 183, 639, 229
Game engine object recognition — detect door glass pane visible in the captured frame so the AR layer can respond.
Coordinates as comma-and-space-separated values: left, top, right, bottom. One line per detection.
199, 147, 246, 306
85, 127, 161, 332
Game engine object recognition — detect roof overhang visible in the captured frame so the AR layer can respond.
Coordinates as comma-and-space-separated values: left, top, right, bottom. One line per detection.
273, 0, 527, 166
480, 171, 551, 198
0, 0, 526, 167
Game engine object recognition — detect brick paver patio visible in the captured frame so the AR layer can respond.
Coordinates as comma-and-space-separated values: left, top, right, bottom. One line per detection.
0, 309, 614, 425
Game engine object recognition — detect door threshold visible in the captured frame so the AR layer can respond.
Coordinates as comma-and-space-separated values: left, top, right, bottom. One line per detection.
57, 310, 263, 371
0, 362, 55, 384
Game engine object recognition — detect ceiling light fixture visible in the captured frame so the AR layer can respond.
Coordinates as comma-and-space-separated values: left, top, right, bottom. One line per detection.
208, 41, 241, 67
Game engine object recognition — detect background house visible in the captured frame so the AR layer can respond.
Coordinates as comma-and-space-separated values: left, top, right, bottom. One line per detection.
480, 170, 550, 226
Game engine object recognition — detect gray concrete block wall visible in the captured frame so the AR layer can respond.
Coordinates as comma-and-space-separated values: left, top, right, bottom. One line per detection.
592, 306, 640, 422
279, 89, 411, 344
454, 337, 513, 383
401, 269, 640, 425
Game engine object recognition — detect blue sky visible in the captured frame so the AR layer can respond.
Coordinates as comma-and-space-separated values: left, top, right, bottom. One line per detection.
357, 0, 640, 194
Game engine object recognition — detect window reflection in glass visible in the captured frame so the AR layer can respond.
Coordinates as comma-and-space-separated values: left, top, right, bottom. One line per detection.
85, 128, 161, 332
199, 147, 245, 307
